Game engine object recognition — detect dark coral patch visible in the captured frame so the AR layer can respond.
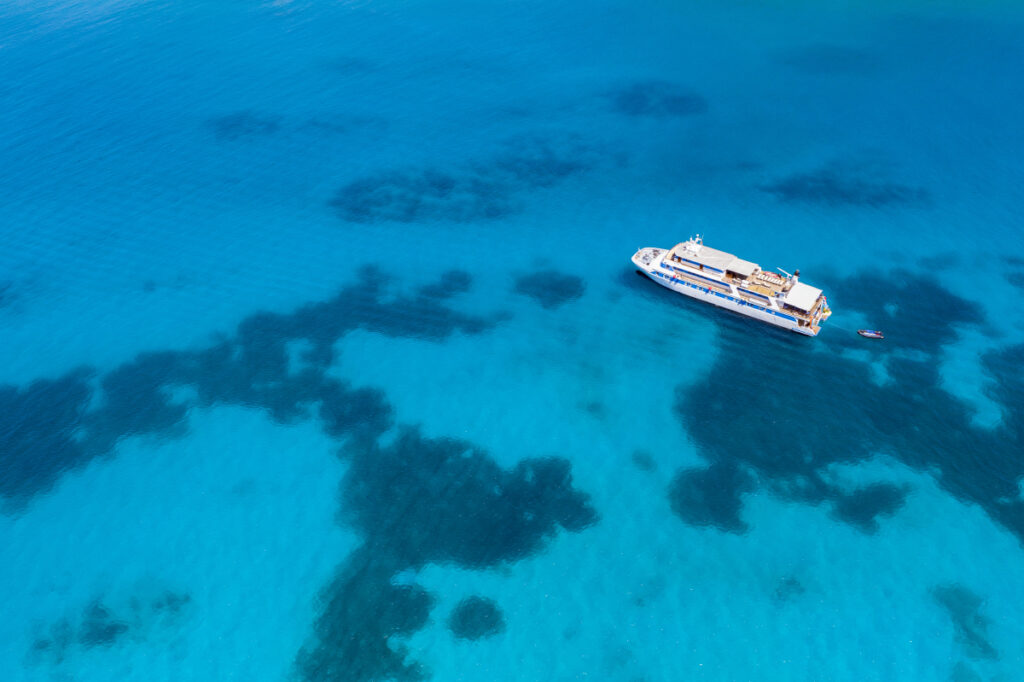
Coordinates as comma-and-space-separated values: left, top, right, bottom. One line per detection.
665, 269, 1024, 542
318, 382, 393, 445
299, 429, 596, 680
487, 133, 597, 187
0, 269, 494, 509
819, 269, 984, 358
933, 584, 998, 660
339, 428, 597, 569
418, 270, 472, 299
208, 111, 281, 140
608, 81, 708, 117
30, 589, 191, 666
513, 270, 585, 310
331, 134, 601, 223
85, 352, 192, 450
0, 370, 94, 507
297, 550, 434, 682
172, 266, 494, 425
0, 266, 593, 680
448, 596, 505, 640
79, 601, 129, 648
668, 339, 882, 532
181, 343, 324, 424
831, 483, 909, 533
331, 169, 509, 224
761, 163, 929, 207
668, 463, 755, 534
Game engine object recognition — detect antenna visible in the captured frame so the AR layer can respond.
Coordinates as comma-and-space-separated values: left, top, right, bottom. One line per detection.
777, 267, 792, 278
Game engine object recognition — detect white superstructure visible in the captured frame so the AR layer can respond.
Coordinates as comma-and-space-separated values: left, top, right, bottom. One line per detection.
631, 235, 831, 336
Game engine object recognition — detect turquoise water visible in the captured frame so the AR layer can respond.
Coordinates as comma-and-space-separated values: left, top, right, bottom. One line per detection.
3, 1, 1024, 680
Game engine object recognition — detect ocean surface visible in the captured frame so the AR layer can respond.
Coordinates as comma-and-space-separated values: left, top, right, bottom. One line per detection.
2, 1, 1024, 680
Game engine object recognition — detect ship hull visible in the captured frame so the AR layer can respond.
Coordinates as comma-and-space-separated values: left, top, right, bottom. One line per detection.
632, 247, 819, 336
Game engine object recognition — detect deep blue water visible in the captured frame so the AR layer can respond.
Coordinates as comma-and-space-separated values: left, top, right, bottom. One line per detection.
3, 1, 1024, 680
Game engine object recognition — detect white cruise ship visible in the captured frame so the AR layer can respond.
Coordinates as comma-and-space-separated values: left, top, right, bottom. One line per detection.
631, 236, 831, 336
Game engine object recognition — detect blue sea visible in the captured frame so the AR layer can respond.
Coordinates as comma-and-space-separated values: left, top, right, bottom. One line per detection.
3, 1, 1024, 680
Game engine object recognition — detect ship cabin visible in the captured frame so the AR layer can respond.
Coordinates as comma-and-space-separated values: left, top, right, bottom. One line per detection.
667, 240, 756, 280
665, 236, 827, 326
666, 238, 766, 293
779, 279, 825, 325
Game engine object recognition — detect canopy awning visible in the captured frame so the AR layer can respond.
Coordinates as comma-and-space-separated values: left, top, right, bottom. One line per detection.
786, 282, 822, 311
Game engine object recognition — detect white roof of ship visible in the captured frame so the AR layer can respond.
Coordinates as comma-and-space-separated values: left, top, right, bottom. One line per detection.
671, 242, 735, 270
672, 241, 760, 277
786, 282, 822, 311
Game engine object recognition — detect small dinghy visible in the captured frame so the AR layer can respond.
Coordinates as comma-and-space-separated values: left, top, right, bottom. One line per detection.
858, 329, 884, 339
